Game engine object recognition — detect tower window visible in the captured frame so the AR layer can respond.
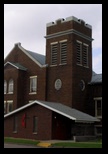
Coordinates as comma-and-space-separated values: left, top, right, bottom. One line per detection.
60, 41, 67, 64
76, 41, 82, 65
51, 43, 58, 65
83, 44, 88, 67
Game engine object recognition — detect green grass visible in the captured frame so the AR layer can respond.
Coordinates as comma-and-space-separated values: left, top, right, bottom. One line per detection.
4, 137, 40, 146
4, 137, 102, 148
52, 142, 102, 148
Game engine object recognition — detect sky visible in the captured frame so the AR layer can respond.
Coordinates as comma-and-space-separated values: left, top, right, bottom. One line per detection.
4, 4, 102, 74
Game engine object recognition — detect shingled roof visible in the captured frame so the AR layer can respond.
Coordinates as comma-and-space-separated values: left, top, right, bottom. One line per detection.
4, 100, 100, 123
4, 43, 46, 68
4, 61, 27, 71
89, 71, 102, 85
25, 49, 45, 65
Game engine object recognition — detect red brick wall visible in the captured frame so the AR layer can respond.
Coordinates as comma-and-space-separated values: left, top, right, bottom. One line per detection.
4, 66, 19, 111
4, 46, 46, 110
46, 18, 92, 111
86, 84, 102, 116
4, 104, 52, 140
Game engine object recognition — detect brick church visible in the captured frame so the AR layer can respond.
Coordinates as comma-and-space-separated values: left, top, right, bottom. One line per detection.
4, 16, 102, 141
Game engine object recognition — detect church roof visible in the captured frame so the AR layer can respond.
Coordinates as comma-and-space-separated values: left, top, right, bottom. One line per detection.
4, 61, 27, 71
4, 43, 46, 68
25, 49, 45, 65
4, 100, 100, 123
89, 71, 102, 85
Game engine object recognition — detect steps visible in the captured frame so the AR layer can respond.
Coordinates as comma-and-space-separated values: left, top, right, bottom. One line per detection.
37, 142, 51, 148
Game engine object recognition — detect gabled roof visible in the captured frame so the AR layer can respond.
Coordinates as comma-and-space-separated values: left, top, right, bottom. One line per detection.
25, 50, 45, 65
4, 43, 46, 68
4, 61, 27, 71
89, 71, 102, 85
4, 100, 100, 123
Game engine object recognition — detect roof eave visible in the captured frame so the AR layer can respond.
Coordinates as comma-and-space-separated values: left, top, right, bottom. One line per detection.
4, 61, 19, 70
4, 43, 47, 68
88, 82, 102, 85
75, 119, 100, 123
18, 45, 46, 68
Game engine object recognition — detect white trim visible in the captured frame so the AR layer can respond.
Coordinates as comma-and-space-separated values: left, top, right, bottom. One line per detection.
34, 100, 76, 121
77, 64, 83, 67
46, 16, 92, 29
4, 43, 46, 68
4, 100, 76, 120
4, 61, 19, 70
76, 40, 82, 44
94, 97, 102, 100
83, 43, 89, 46
19, 45, 43, 68
6, 100, 13, 103
4, 100, 99, 122
45, 29, 93, 41
30, 76, 37, 78
29, 92, 37, 95
50, 42, 58, 45
4, 101, 36, 118
59, 39, 67, 43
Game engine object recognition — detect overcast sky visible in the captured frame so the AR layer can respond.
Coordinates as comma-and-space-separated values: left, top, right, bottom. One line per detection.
4, 4, 102, 74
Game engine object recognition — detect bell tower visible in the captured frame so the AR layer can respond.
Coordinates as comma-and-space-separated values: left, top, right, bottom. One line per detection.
45, 16, 93, 111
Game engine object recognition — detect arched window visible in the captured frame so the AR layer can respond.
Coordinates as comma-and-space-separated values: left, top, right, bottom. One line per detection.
8, 79, 14, 93
4, 80, 7, 94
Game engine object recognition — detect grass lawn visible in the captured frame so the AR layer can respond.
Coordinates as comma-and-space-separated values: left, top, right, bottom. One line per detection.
52, 142, 102, 148
4, 137, 39, 146
4, 137, 102, 148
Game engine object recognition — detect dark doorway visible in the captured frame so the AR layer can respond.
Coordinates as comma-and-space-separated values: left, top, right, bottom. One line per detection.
52, 112, 71, 140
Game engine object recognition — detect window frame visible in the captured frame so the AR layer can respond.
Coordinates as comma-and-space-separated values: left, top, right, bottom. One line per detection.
29, 76, 37, 94
4, 101, 6, 114
94, 97, 102, 118
33, 116, 38, 134
8, 79, 14, 94
50, 42, 58, 66
76, 40, 82, 66
7, 100, 13, 113
60, 40, 67, 65
83, 43, 89, 67
13, 116, 18, 133
4, 80, 7, 94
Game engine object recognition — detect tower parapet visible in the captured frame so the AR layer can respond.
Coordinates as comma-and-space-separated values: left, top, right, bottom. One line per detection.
46, 16, 92, 29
